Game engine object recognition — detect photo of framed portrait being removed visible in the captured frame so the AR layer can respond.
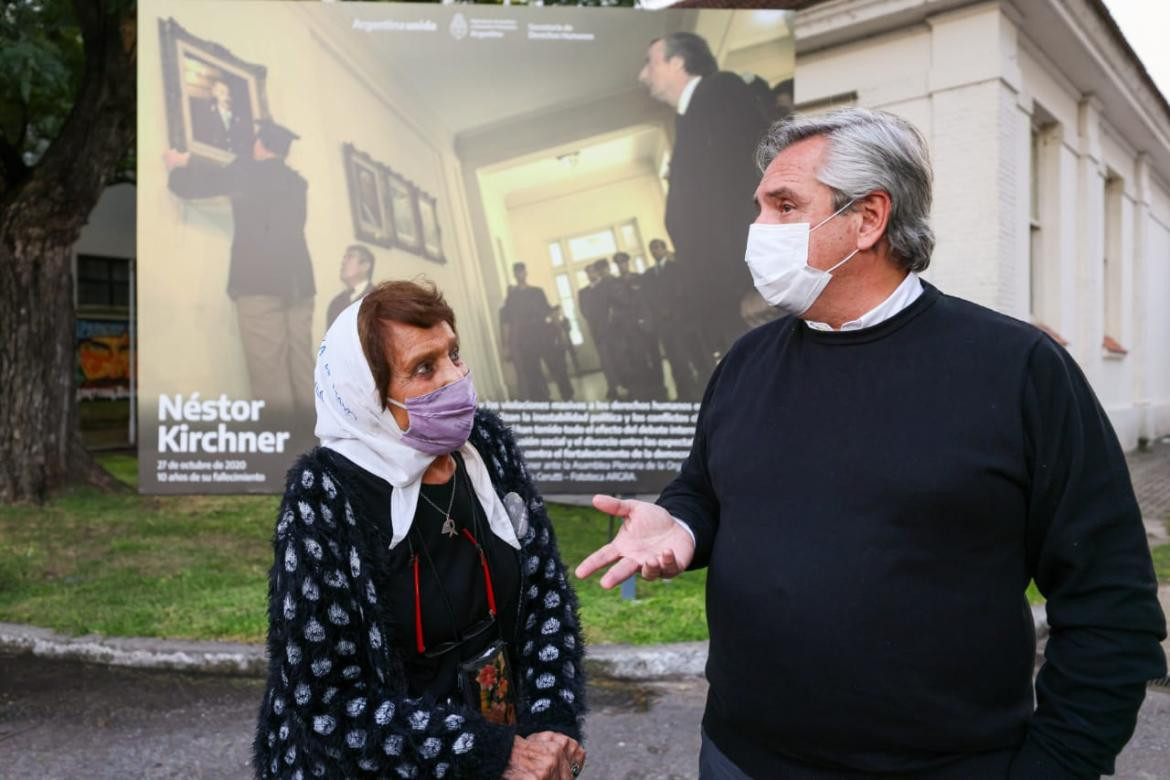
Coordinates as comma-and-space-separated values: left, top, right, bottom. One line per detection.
158, 17, 268, 165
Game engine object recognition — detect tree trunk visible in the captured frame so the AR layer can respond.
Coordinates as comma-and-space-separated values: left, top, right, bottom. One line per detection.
0, 1, 136, 502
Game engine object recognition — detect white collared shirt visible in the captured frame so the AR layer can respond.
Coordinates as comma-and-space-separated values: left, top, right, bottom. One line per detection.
805, 272, 923, 332
677, 76, 702, 116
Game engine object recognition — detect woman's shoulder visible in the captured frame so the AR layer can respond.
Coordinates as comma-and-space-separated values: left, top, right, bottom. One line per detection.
471, 406, 508, 442
470, 408, 525, 481
271, 449, 374, 565
276, 447, 356, 529
282, 447, 343, 494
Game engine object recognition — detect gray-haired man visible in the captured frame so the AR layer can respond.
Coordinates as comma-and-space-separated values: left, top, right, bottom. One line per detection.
577, 108, 1166, 778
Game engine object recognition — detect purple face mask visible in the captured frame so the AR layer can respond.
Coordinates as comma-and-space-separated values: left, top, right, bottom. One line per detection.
388, 372, 478, 456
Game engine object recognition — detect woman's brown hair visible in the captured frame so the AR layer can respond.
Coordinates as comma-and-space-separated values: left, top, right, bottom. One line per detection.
357, 279, 456, 410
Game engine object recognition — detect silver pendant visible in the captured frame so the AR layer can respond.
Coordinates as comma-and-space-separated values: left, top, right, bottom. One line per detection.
441, 516, 457, 538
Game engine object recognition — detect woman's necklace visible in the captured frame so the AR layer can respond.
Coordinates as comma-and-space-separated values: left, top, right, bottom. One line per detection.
418, 462, 459, 538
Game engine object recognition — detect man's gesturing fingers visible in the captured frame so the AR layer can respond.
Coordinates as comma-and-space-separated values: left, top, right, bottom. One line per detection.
591, 493, 629, 516
660, 548, 681, 578
578, 497, 690, 586
599, 556, 641, 590
574, 542, 620, 581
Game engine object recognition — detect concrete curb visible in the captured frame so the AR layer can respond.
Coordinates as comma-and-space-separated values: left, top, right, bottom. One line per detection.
585, 640, 709, 680
0, 622, 267, 678
0, 606, 1049, 681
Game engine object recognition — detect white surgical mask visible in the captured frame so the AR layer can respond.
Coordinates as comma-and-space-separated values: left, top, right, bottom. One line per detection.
744, 200, 859, 316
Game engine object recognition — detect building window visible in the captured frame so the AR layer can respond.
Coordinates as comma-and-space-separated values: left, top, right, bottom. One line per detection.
551, 219, 646, 276
1028, 125, 1042, 318
545, 218, 647, 348
1103, 173, 1125, 353
567, 229, 617, 264
547, 241, 565, 268
554, 274, 584, 346
77, 254, 131, 309
1027, 106, 1067, 345
620, 223, 639, 248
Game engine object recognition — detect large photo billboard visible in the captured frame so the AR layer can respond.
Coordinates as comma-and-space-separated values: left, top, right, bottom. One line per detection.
137, 0, 795, 494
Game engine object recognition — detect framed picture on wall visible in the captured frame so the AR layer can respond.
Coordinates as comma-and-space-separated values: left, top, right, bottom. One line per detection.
416, 192, 445, 263
343, 144, 392, 247
384, 168, 423, 255
159, 17, 269, 166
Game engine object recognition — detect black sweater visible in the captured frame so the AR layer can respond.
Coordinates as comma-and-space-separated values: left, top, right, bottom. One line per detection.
253, 411, 586, 779
319, 450, 522, 705
658, 283, 1166, 778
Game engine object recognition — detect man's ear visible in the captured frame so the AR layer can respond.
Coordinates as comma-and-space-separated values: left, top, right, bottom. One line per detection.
856, 191, 891, 252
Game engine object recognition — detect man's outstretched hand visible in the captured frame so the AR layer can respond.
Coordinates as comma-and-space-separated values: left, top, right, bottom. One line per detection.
574, 495, 695, 588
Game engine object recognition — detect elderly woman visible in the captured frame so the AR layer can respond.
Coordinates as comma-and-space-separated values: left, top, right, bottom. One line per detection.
254, 281, 586, 779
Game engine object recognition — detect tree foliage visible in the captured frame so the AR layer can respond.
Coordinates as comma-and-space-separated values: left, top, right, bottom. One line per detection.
0, 0, 136, 199
0, 1, 82, 190
0, 0, 136, 502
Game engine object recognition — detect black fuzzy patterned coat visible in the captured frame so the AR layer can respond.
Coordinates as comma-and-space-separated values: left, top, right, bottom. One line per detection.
253, 410, 587, 779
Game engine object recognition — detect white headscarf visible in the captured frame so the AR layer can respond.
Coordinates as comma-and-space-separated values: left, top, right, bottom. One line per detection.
314, 301, 519, 551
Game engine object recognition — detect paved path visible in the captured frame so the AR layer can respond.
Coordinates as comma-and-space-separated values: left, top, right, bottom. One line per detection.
1130, 434, 1170, 544
0, 653, 704, 780
1, 653, 1167, 779
1126, 436, 1170, 666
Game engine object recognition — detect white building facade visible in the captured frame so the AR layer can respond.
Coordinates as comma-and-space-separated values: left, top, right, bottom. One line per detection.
791, 0, 1170, 449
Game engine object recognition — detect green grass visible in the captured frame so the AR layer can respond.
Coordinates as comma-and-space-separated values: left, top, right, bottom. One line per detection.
1027, 581, 1043, 605
1152, 540, 1170, 583
4, 455, 1162, 645
0, 477, 277, 642
0, 455, 705, 646
97, 453, 139, 487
